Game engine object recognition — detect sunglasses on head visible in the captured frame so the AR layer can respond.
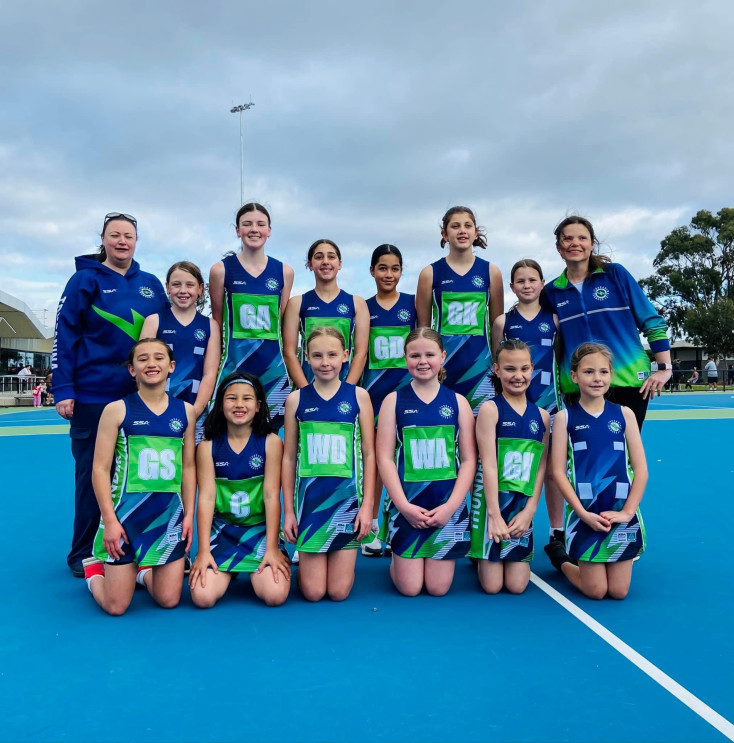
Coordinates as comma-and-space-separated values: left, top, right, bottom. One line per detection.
103, 212, 137, 228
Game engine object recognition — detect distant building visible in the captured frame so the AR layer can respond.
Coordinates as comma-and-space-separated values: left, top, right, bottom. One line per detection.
0, 289, 53, 375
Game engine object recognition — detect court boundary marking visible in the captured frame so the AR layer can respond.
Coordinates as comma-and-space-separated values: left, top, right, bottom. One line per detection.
529, 572, 734, 741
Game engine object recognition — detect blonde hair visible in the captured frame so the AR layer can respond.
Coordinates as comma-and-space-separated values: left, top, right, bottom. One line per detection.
405, 327, 447, 383
306, 325, 346, 352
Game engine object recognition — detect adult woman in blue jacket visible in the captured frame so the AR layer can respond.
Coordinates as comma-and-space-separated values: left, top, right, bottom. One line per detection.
53, 213, 167, 577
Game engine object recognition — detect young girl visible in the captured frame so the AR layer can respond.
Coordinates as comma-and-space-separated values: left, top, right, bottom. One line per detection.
282, 327, 375, 601
282, 239, 370, 388
545, 342, 648, 600
82, 338, 196, 615
32, 381, 43, 407
416, 206, 504, 415
376, 328, 476, 596
360, 244, 416, 558
141, 261, 221, 426
209, 203, 295, 429
189, 372, 290, 608
471, 340, 550, 594
491, 260, 564, 550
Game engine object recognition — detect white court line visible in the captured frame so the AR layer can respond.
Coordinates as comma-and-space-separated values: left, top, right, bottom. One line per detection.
651, 403, 734, 411
530, 573, 734, 741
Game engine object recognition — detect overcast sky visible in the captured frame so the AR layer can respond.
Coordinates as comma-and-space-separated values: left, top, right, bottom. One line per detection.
2, 0, 732, 333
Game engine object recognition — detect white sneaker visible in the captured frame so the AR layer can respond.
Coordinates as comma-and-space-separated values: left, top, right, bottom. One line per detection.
361, 534, 382, 557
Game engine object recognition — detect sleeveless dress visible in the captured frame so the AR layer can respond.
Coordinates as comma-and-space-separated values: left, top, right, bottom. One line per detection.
208, 432, 270, 572
156, 304, 211, 405
469, 395, 546, 562
564, 401, 645, 562
430, 256, 494, 415
216, 254, 289, 429
379, 384, 470, 560
361, 293, 415, 421
298, 289, 356, 384
93, 393, 188, 566
295, 383, 365, 553
502, 306, 560, 415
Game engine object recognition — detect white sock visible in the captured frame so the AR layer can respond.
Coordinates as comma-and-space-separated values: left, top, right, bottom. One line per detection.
85, 574, 103, 591
549, 526, 563, 537
372, 518, 379, 531
136, 567, 152, 587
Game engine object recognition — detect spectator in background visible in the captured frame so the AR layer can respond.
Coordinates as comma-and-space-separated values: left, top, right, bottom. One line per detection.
705, 357, 718, 390
685, 368, 699, 390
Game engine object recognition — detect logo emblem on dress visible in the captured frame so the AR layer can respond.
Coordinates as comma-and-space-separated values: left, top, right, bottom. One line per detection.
397, 309, 411, 323
194, 329, 206, 341
608, 419, 622, 434
249, 454, 264, 470
265, 278, 280, 291
337, 303, 349, 315
472, 276, 485, 289
439, 405, 454, 419
539, 322, 551, 333
337, 401, 353, 415
529, 420, 540, 434
593, 287, 610, 301
139, 286, 154, 299
169, 419, 184, 433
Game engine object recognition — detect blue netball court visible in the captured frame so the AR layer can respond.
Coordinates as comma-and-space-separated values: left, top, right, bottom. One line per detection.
1, 393, 733, 742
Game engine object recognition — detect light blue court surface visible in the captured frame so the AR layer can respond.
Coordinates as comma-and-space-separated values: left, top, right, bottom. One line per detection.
1, 401, 733, 743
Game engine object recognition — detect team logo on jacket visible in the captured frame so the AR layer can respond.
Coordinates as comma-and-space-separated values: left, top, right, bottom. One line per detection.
397, 309, 411, 322
169, 418, 184, 433
194, 329, 206, 341
439, 405, 454, 419
337, 303, 349, 315
539, 322, 551, 333
249, 454, 264, 470
608, 419, 622, 434
593, 286, 610, 301
337, 401, 353, 415
471, 276, 485, 289
139, 286, 155, 299
529, 420, 540, 434
265, 278, 280, 291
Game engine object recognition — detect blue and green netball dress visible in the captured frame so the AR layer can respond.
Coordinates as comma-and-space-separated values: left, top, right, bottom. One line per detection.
208, 432, 270, 572
295, 382, 365, 552
379, 384, 470, 559
503, 307, 560, 415
298, 289, 356, 384
469, 395, 546, 562
564, 402, 645, 562
431, 256, 494, 415
361, 293, 415, 420
217, 254, 289, 428
93, 393, 188, 566
157, 304, 211, 405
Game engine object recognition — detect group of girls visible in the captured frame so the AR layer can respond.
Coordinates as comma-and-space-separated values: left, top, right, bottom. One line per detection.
81, 202, 666, 614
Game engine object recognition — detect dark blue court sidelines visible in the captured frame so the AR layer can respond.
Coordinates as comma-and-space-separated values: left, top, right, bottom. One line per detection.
1, 398, 732, 742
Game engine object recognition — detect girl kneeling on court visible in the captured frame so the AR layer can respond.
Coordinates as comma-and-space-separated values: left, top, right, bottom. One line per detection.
83, 339, 196, 615
189, 372, 290, 608
545, 342, 647, 600
376, 328, 476, 596
282, 326, 375, 601
470, 340, 550, 594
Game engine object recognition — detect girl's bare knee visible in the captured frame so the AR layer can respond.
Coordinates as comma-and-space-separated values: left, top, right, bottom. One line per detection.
327, 585, 352, 602
300, 583, 326, 602
425, 579, 451, 596
607, 585, 629, 600
191, 590, 217, 609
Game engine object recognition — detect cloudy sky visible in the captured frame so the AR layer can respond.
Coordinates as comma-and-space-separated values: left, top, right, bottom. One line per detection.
2, 0, 732, 333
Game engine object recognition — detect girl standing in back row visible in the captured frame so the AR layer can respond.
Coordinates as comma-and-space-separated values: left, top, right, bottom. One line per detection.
209, 203, 295, 430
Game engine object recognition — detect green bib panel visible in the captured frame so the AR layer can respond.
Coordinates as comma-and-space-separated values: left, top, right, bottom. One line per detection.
215, 475, 265, 525
497, 438, 545, 496
298, 420, 354, 478
231, 293, 279, 340
440, 291, 486, 336
368, 326, 409, 369
126, 435, 183, 493
403, 425, 456, 482
304, 316, 351, 351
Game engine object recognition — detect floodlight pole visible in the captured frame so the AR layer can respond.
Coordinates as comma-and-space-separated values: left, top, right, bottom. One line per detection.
230, 102, 255, 205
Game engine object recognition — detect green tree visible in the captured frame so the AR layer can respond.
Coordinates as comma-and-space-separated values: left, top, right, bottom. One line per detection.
641, 208, 734, 358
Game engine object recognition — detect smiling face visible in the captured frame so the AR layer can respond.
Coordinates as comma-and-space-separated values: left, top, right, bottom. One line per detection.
222, 382, 260, 428
370, 252, 402, 293
510, 266, 544, 304
236, 209, 272, 251
405, 336, 446, 382
308, 243, 342, 282
102, 219, 137, 270
571, 352, 612, 398
307, 333, 348, 382
128, 340, 174, 387
167, 268, 203, 310
494, 348, 533, 397
557, 223, 594, 267
441, 211, 477, 252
